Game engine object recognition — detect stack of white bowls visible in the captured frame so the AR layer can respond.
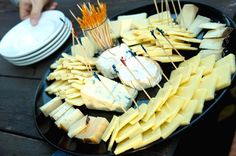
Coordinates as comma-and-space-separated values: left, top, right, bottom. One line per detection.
0, 10, 72, 66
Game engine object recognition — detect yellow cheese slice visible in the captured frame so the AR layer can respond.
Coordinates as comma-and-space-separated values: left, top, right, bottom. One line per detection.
155, 85, 173, 111
108, 120, 120, 151
130, 104, 148, 124
114, 134, 142, 155
40, 97, 62, 117
160, 114, 184, 139
199, 22, 226, 29
178, 54, 201, 74
199, 38, 224, 50
212, 64, 231, 91
119, 107, 139, 130
144, 48, 173, 57
116, 123, 141, 143
170, 66, 192, 84
193, 88, 207, 114
170, 35, 202, 43
152, 106, 172, 130
180, 100, 198, 125
164, 74, 183, 96
215, 53, 235, 74
68, 115, 88, 138
140, 114, 156, 132
142, 97, 163, 122
102, 115, 119, 142
122, 38, 143, 46
65, 97, 84, 107
119, 19, 132, 37
152, 54, 185, 63
166, 31, 196, 38
199, 74, 217, 101
133, 128, 161, 149
199, 54, 216, 75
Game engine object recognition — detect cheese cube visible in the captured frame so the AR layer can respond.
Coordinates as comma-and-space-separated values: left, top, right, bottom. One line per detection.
188, 15, 211, 35
199, 22, 226, 29
102, 115, 119, 142
49, 102, 72, 120
140, 114, 156, 132
177, 4, 199, 28
215, 53, 236, 74
193, 88, 207, 114
166, 96, 186, 123
199, 74, 217, 101
55, 108, 84, 131
178, 54, 201, 74
116, 123, 141, 143
119, 107, 139, 130
68, 115, 89, 138
199, 54, 216, 75
81, 75, 138, 112
212, 64, 232, 91
40, 97, 62, 117
130, 104, 148, 124
152, 106, 172, 130
160, 114, 184, 139
133, 128, 161, 149
170, 66, 192, 84
76, 117, 109, 144
180, 100, 198, 125
114, 134, 142, 155
164, 74, 182, 96
200, 38, 224, 50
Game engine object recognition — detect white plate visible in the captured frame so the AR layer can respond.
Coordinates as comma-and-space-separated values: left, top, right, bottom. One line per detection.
11, 19, 72, 66
6, 18, 69, 61
0, 10, 65, 58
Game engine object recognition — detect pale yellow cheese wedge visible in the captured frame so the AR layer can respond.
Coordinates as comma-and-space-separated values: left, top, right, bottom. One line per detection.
199, 22, 226, 29
40, 97, 62, 117
45, 81, 65, 93
119, 107, 139, 130
160, 114, 184, 139
199, 54, 216, 75
148, 11, 171, 23
140, 114, 156, 132
193, 88, 207, 114
122, 38, 142, 46
116, 123, 141, 143
152, 54, 185, 63
164, 74, 182, 96
170, 35, 202, 43
198, 49, 223, 61
180, 100, 198, 125
170, 66, 192, 84
152, 106, 172, 130
166, 96, 186, 123
199, 74, 217, 101
166, 31, 196, 38
132, 19, 149, 29
108, 120, 119, 151
203, 27, 232, 39
178, 54, 201, 74
102, 116, 119, 142
65, 97, 84, 107
130, 104, 148, 124
188, 15, 211, 35
114, 134, 142, 155
212, 64, 232, 91
133, 128, 161, 149
155, 85, 173, 111
200, 38, 224, 50
119, 19, 132, 37
142, 97, 163, 122
68, 115, 89, 138
50, 102, 72, 120
215, 53, 236, 74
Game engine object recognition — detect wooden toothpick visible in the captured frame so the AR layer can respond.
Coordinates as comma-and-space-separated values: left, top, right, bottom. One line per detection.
153, 0, 160, 14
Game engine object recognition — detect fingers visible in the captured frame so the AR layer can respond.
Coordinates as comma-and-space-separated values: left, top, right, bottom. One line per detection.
30, 1, 45, 26
19, 1, 31, 20
47, 2, 58, 10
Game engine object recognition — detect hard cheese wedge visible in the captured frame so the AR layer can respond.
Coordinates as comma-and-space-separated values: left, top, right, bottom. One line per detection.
114, 134, 142, 155
199, 74, 217, 101
130, 104, 148, 124
40, 97, 62, 117
215, 53, 236, 74
188, 15, 211, 35
199, 54, 216, 75
116, 123, 141, 143
193, 88, 207, 114
68, 115, 89, 138
102, 115, 119, 142
180, 100, 198, 125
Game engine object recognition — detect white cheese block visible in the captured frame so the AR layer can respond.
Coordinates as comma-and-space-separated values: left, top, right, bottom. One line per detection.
109, 20, 121, 39
199, 49, 223, 61
130, 104, 148, 124
193, 88, 207, 114
114, 134, 142, 155
102, 115, 119, 142
199, 54, 216, 75
177, 4, 199, 28
199, 74, 217, 101
118, 56, 162, 90
203, 27, 233, 39
76, 117, 109, 144
81, 74, 138, 112
96, 43, 130, 79
188, 15, 211, 35
133, 128, 161, 149
180, 100, 198, 125
152, 106, 172, 130
200, 38, 224, 50
160, 114, 184, 139
212, 64, 232, 91
68, 115, 89, 138
40, 97, 62, 117
215, 53, 236, 74
116, 123, 141, 143
55, 108, 84, 131
199, 22, 226, 29
49, 102, 72, 120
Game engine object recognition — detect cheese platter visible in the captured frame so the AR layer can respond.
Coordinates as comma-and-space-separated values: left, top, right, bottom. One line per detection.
34, 1, 236, 155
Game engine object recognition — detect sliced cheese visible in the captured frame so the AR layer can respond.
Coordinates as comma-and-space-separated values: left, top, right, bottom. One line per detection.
40, 97, 62, 117
108, 120, 120, 151
193, 88, 207, 114
170, 66, 192, 84
155, 85, 174, 111
143, 97, 163, 122
102, 116, 119, 142
199, 49, 223, 61
119, 19, 132, 37
180, 100, 198, 125
199, 54, 216, 75
152, 55, 185, 63
116, 123, 141, 143
200, 38, 224, 50
170, 35, 202, 43
152, 106, 172, 130
215, 53, 236, 74
119, 107, 139, 130
50, 102, 72, 120
65, 97, 84, 107
109, 20, 121, 39
164, 74, 182, 96
178, 54, 201, 74
178, 4, 199, 28
203, 27, 232, 39
188, 15, 211, 35
68, 115, 89, 138
199, 22, 226, 29
199, 74, 217, 101
130, 104, 148, 124
140, 114, 156, 132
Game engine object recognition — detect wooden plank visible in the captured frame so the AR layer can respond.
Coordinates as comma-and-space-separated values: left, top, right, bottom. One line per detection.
0, 131, 53, 156
0, 77, 42, 138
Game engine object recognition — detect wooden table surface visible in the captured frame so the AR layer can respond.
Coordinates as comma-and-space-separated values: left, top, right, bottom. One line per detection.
0, 0, 235, 156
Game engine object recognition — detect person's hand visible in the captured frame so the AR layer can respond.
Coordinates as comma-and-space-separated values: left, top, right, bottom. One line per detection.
19, 0, 58, 26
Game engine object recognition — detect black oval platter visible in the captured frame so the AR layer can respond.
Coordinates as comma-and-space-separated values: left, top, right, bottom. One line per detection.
34, 1, 236, 156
